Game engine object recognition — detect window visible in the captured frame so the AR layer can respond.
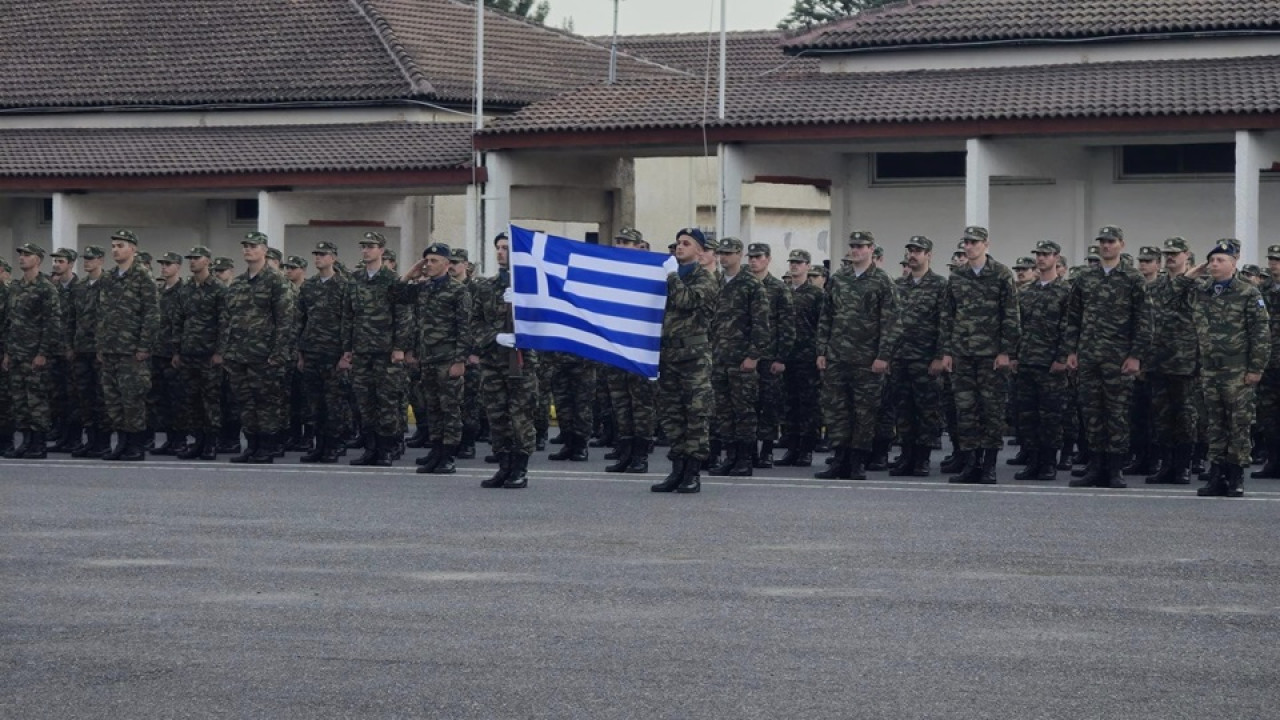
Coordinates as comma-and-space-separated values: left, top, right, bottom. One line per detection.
873, 152, 966, 184
1119, 143, 1234, 178
42, 198, 53, 223
232, 198, 259, 223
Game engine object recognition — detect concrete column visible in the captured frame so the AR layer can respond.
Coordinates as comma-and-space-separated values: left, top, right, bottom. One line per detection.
51, 192, 81, 253
397, 197, 416, 267
481, 151, 512, 275
965, 138, 991, 230
717, 143, 745, 240
1233, 130, 1280, 264
257, 190, 286, 249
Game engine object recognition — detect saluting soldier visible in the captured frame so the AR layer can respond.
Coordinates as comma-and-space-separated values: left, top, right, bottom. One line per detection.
68, 246, 109, 458
708, 237, 769, 477
170, 247, 226, 461
888, 235, 947, 477
1143, 237, 1199, 484
97, 230, 159, 461
1011, 241, 1071, 481
150, 252, 187, 455
776, 250, 824, 467
46, 248, 80, 452
294, 242, 350, 463
746, 242, 795, 469
1252, 244, 1280, 479
2, 243, 62, 459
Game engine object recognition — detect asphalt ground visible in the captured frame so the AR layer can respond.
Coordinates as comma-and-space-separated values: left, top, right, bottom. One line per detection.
3, 445, 1280, 719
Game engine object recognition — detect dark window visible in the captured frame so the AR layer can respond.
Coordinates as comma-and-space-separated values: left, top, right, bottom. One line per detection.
42, 198, 53, 222
233, 198, 259, 222
585, 231, 599, 245
874, 152, 966, 182
1121, 143, 1234, 176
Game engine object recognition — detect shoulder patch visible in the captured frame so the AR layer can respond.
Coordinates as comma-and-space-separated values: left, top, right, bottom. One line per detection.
1260, 298, 1267, 308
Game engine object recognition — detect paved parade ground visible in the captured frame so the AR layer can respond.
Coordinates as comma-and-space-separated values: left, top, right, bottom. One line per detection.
3, 450, 1280, 719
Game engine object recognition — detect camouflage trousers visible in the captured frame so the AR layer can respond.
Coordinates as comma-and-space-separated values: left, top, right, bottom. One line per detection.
941, 374, 958, 444
607, 368, 657, 440
462, 364, 482, 436
481, 360, 537, 454
1202, 371, 1256, 466
350, 354, 407, 438
46, 356, 77, 431
299, 353, 349, 439
1063, 373, 1082, 447
1077, 359, 1135, 455
406, 364, 426, 432
149, 356, 185, 432
1148, 372, 1197, 446
875, 375, 897, 444
178, 356, 223, 434
72, 353, 104, 432
100, 354, 152, 433
755, 364, 784, 441
657, 353, 712, 460
782, 355, 821, 440
891, 360, 943, 448
0, 364, 10, 431
1013, 365, 1068, 450
419, 361, 465, 445
1128, 376, 1153, 456
8, 360, 52, 432
1255, 369, 1280, 444
711, 362, 759, 444
1194, 378, 1209, 445
951, 356, 1009, 450
225, 360, 287, 434
550, 355, 596, 437
534, 358, 554, 435
820, 362, 884, 451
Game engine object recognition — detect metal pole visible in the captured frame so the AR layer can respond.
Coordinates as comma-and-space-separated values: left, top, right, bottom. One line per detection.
474, 0, 486, 268
609, 0, 619, 84
718, 0, 726, 120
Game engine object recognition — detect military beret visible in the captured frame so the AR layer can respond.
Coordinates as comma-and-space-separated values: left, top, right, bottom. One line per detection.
807, 266, 828, 278
81, 245, 106, 260
138, 252, 153, 264
1096, 225, 1124, 241
1241, 264, 1263, 278
312, 241, 339, 255
905, 236, 932, 252
951, 249, 966, 259
384, 249, 397, 263
1033, 240, 1061, 255
718, 237, 744, 254
615, 227, 643, 245
157, 252, 183, 265
1162, 237, 1190, 253
747, 242, 770, 257
51, 247, 78, 261
848, 230, 875, 246
1207, 238, 1240, 260
1268, 244, 1280, 261
1086, 244, 1101, 260
361, 231, 387, 247
283, 255, 308, 269
242, 231, 269, 246
212, 257, 235, 272
15, 242, 46, 258
449, 248, 469, 262
1138, 246, 1162, 261
265, 247, 283, 263
787, 249, 811, 263
873, 245, 884, 258
185, 246, 212, 259
423, 242, 451, 258
840, 257, 853, 267
962, 226, 988, 242
111, 229, 139, 245
1013, 256, 1036, 270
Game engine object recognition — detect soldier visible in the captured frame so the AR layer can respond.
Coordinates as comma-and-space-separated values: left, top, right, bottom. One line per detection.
171, 247, 226, 461
96, 230, 159, 461
546, 351, 597, 462
473, 232, 537, 489
383, 249, 398, 272
149, 252, 187, 455
939, 226, 1020, 484
888, 235, 947, 477
814, 230, 899, 480
1240, 264, 1265, 287
265, 247, 283, 271
342, 231, 411, 467
776, 249, 824, 467
1011, 241, 1071, 481
213, 257, 235, 286
2, 243, 62, 459
604, 228, 660, 474
222, 232, 294, 463
1143, 238, 1199, 484
1013, 256, 1036, 288
0, 258, 11, 455
807, 265, 828, 291
746, 242, 795, 468
1065, 226, 1152, 489
47, 248, 80, 452
403, 242, 471, 474
448, 247, 483, 458
1189, 240, 1270, 497
294, 242, 350, 463
278, 255, 311, 452
1252, 245, 1280, 479
651, 228, 718, 493
708, 237, 769, 477
67, 246, 109, 458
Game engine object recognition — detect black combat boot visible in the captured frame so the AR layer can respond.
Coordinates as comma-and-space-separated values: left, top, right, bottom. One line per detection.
624, 437, 650, 474
549, 430, 565, 445
1251, 441, 1280, 479
909, 446, 933, 477
1101, 453, 1127, 488
200, 432, 218, 461
712, 442, 737, 476
754, 439, 774, 469
177, 432, 204, 460
1164, 444, 1191, 484
318, 437, 341, 464
846, 449, 867, 480
1122, 449, 1156, 476
727, 441, 754, 477
888, 445, 916, 477
53, 425, 83, 453
117, 432, 147, 462
503, 452, 529, 488
548, 433, 576, 461
1006, 445, 1031, 466
793, 436, 814, 467
101, 432, 127, 461
152, 432, 179, 456
1057, 441, 1074, 470
534, 429, 547, 451
1035, 447, 1059, 481
405, 424, 429, 449
416, 443, 443, 472
977, 448, 998, 484
71, 429, 99, 458
946, 451, 978, 484
651, 456, 684, 492
1190, 442, 1208, 475
22, 431, 47, 459
939, 447, 969, 474
865, 438, 890, 472
605, 437, 633, 473
675, 457, 701, 494
703, 438, 722, 472
368, 436, 393, 467
481, 452, 510, 488
5, 430, 29, 459
428, 445, 456, 474
1196, 463, 1227, 497
1225, 464, 1245, 498
1143, 445, 1172, 483
1068, 454, 1104, 487
348, 434, 377, 466
775, 435, 801, 466
815, 448, 850, 479
89, 429, 113, 458
300, 435, 326, 463
217, 423, 242, 455
567, 435, 589, 462
1013, 449, 1040, 480
456, 428, 476, 460
247, 433, 275, 464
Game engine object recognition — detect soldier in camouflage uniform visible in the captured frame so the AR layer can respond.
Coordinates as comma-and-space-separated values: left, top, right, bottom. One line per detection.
1011, 240, 1071, 482
651, 228, 718, 493
343, 231, 411, 467
815, 230, 900, 480
1251, 245, 1280, 480
449, 248, 482, 459
47, 248, 80, 452
150, 252, 187, 455
221, 232, 294, 464
746, 242, 795, 468
776, 250, 824, 467
1189, 240, 1271, 497
97, 230, 159, 461
281, 255, 311, 452
1064, 226, 1152, 489
172, 247, 226, 461
403, 242, 471, 475
939, 226, 1020, 484
1119, 245, 1165, 476
2, 243, 62, 459
708, 237, 770, 477
546, 351, 597, 461
1142, 237, 1199, 484
0, 258, 10, 455
604, 228, 660, 474
209, 257, 242, 453
67, 246, 109, 458
887, 236, 947, 477
293, 242, 351, 464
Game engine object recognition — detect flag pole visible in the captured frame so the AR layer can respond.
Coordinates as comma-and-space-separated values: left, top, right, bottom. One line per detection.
715, 0, 728, 239
474, 0, 486, 273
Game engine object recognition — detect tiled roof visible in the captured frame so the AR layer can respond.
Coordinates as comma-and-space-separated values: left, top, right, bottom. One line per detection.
0, 123, 475, 177
480, 55, 1280, 137
784, 0, 1280, 52
587, 30, 820, 78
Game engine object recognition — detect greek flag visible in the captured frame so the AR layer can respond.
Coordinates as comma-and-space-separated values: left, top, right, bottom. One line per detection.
510, 226, 677, 379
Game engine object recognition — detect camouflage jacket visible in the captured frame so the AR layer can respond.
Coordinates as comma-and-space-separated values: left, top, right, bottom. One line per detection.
1265, 282, 1280, 370
55, 274, 78, 352
296, 273, 350, 359
471, 270, 513, 365
757, 273, 795, 362
220, 266, 293, 365
817, 265, 900, 366
711, 271, 770, 365
891, 270, 947, 361
96, 261, 159, 356
153, 278, 185, 357
940, 256, 1020, 359
1064, 264, 1152, 364
407, 274, 471, 365
177, 275, 225, 357
1146, 273, 1199, 375
345, 265, 412, 355
1015, 276, 1070, 368
788, 282, 824, 361
69, 276, 104, 354
0, 280, 8, 355
661, 263, 718, 364
1192, 277, 1270, 374
5, 272, 62, 361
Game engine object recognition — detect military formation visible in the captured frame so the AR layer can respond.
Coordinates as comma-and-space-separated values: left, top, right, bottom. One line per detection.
3, 224, 1276, 499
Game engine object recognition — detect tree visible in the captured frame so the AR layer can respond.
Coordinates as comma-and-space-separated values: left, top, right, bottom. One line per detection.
485, 0, 551, 25
777, 0, 897, 31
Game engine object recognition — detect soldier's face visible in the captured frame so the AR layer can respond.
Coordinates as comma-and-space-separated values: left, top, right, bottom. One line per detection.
51, 257, 71, 277
448, 260, 467, 279
1208, 254, 1235, 282
359, 243, 383, 265
673, 236, 699, 263
906, 248, 929, 271
423, 255, 449, 279
1033, 252, 1056, 272
312, 252, 334, 271
809, 274, 825, 289
287, 267, 305, 283
241, 242, 266, 263
111, 240, 134, 264
1138, 257, 1159, 277
1163, 251, 1188, 273
1097, 237, 1122, 261
1269, 258, 1280, 280
495, 239, 510, 269
1016, 268, 1033, 282
16, 251, 40, 272
961, 237, 986, 262
159, 262, 180, 280
718, 250, 742, 273
215, 269, 233, 284
188, 257, 209, 274
789, 260, 810, 279
848, 243, 872, 265
83, 257, 103, 274
747, 254, 770, 274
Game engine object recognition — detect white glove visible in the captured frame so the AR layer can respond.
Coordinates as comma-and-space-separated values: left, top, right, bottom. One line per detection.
503, 287, 515, 304
496, 333, 516, 348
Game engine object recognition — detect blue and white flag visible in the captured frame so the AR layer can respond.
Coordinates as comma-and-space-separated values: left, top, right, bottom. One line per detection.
510, 226, 678, 379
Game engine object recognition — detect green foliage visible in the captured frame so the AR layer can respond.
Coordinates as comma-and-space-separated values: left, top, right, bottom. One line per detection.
485, 0, 551, 25
777, 0, 897, 31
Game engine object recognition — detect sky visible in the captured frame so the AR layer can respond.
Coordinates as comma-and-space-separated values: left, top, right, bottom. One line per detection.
547, 0, 797, 36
